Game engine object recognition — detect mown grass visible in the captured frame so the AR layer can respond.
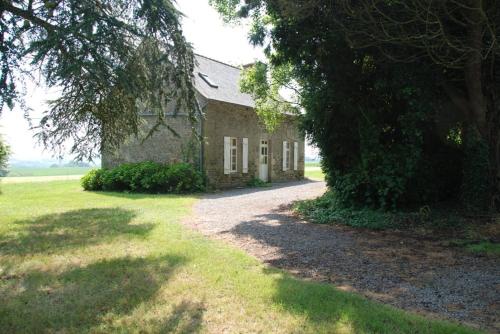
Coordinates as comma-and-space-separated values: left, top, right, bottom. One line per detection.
0, 180, 481, 333
305, 166, 325, 181
5, 166, 92, 177
305, 161, 321, 167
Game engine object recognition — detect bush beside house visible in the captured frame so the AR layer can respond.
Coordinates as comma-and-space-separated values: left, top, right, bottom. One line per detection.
81, 162, 205, 193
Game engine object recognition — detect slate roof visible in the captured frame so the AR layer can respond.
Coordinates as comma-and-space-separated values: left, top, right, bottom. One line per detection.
194, 54, 255, 108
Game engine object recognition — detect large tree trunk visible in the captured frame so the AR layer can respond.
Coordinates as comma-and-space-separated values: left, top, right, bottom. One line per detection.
461, 0, 498, 212
485, 79, 500, 210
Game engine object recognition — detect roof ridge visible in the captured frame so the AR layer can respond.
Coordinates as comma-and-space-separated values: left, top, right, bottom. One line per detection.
194, 53, 241, 70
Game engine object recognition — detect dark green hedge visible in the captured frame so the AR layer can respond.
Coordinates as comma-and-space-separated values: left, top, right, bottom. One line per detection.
81, 162, 205, 193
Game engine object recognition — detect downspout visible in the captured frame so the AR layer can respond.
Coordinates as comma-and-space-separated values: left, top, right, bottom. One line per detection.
197, 98, 208, 174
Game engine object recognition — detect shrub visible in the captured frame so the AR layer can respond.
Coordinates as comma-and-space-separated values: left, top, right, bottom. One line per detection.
81, 162, 205, 193
461, 129, 491, 213
294, 191, 396, 230
121, 161, 165, 192
81, 169, 104, 191
162, 162, 205, 193
246, 177, 270, 188
100, 164, 130, 191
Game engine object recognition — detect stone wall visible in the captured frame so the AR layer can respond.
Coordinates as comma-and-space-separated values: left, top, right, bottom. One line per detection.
202, 100, 304, 188
101, 114, 200, 168
101, 98, 305, 189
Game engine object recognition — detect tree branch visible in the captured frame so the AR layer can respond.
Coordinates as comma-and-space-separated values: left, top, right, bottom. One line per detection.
0, 0, 56, 32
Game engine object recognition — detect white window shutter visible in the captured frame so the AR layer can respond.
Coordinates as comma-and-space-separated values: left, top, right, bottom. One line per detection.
242, 138, 248, 173
282, 141, 287, 171
294, 142, 299, 171
224, 136, 230, 175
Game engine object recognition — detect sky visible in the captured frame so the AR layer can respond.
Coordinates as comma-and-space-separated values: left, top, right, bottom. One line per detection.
0, 0, 318, 162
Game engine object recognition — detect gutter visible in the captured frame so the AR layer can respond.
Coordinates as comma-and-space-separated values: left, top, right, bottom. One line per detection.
196, 98, 208, 174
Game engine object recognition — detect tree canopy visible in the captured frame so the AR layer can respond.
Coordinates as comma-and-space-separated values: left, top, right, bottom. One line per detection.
0, 0, 198, 160
211, 0, 499, 211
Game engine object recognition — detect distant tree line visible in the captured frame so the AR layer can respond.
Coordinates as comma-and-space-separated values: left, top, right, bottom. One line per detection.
50, 161, 91, 168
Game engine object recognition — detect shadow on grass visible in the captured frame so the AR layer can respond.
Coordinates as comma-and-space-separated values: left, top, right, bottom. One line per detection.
159, 300, 206, 333
226, 215, 481, 333
263, 268, 476, 333
0, 208, 154, 255
0, 255, 196, 333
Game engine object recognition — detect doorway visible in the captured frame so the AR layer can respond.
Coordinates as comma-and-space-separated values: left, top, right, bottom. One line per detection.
259, 140, 269, 182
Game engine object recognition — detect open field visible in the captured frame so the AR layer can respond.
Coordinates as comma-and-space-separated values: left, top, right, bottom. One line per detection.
305, 166, 325, 181
305, 161, 324, 181
4, 166, 92, 177
1, 174, 83, 184
305, 161, 321, 167
0, 180, 480, 333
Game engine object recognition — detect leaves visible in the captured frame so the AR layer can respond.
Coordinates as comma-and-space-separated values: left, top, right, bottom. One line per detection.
0, 135, 9, 173
239, 61, 299, 131
0, 0, 197, 160
212, 0, 465, 210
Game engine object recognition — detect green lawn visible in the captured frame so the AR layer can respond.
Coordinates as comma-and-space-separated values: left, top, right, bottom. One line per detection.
5, 166, 92, 177
0, 180, 479, 333
305, 161, 321, 167
305, 166, 325, 181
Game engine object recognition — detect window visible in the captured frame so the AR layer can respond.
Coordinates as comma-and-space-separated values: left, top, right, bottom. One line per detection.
230, 137, 237, 172
224, 137, 243, 174
198, 72, 218, 88
283, 141, 291, 171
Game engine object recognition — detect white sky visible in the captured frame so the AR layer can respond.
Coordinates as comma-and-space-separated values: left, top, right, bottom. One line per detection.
0, 0, 318, 162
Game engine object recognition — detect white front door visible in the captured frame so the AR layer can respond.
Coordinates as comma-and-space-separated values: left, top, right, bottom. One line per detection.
259, 140, 269, 182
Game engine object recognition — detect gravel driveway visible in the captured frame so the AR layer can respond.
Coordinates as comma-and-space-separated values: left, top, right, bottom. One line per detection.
186, 180, 500, 332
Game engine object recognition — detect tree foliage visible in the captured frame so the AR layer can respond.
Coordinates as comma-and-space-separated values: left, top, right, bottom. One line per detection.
0, 0, 198, 160
240, 61, 298, 131
211, 0, 474, 210
331, 0, 500, 210
0, 135, 9, 176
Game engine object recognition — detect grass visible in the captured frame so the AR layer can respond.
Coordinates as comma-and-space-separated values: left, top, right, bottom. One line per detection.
305, 165, 325, 181
0, 180, 481, 333
5, 166, 92, 177
305, 161, 321, 167
447, 239, 500, 255
465, 241, 500, 255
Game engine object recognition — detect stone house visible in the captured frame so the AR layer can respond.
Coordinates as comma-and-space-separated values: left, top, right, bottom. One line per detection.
102, 54, 305, 188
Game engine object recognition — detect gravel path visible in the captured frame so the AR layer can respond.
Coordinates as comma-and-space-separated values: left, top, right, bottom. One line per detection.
186, 180, 500, 332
